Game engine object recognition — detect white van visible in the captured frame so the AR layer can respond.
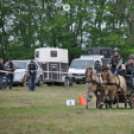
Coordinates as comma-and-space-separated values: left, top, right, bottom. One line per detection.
69, 55, 104, 84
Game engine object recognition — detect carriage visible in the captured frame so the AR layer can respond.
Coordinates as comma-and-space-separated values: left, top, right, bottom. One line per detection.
99, 70, 134, 109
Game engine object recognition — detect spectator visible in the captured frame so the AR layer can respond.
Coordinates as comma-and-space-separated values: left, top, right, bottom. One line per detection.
28, 60, 37, 91
5, 58, 16, 90
0, 58, 5, 89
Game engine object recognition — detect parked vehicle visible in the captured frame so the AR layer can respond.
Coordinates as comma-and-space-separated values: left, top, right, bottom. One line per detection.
35, 47, 71, 86
69, 55, 104, 84
86, 47, 113, 66
12, 60, 44, 86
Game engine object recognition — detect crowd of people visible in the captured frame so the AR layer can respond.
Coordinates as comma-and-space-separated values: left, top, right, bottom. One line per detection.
0, 58, 37, 91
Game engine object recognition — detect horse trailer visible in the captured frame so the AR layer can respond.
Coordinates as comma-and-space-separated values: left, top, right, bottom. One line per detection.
35, 47, 71, 86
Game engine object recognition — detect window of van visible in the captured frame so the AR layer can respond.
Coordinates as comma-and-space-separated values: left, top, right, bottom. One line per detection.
70, 60, 94, 69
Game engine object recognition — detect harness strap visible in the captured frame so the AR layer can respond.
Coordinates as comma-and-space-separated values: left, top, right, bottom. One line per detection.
104, 77, 123, 91
86, 80, 97, 84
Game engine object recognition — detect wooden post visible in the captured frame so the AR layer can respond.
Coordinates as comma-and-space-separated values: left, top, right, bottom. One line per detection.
23, 71, 27, 91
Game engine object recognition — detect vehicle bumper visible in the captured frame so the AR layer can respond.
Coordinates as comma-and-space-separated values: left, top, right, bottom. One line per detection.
71, 76, 86, 83
13, 77, 24, 83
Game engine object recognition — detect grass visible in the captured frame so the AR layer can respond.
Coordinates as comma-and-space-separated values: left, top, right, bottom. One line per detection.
0, 84, 134, 134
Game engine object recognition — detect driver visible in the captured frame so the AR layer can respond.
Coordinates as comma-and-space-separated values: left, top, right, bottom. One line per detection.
107, 47, 123, 76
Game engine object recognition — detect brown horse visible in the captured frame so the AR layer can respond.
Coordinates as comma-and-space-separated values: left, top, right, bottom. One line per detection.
85, 67, 104, 109
101, 67, 127, 109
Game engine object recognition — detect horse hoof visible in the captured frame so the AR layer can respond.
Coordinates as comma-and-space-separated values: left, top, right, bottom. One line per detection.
85, 106, 88, 110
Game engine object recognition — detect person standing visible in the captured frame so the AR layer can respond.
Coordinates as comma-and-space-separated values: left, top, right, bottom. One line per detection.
0, 58, 5, 89
5, 58, 16, 90
107, 47, 123, 76
28, 60, 37, 91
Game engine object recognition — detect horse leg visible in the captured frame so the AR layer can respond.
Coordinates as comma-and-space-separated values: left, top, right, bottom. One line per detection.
115, 93, 119, 109
123, 91, 127, 108
85, 88, 89, 110
85, 84, 93, 110
99, 89, 105, 109
109, 92, 113, 109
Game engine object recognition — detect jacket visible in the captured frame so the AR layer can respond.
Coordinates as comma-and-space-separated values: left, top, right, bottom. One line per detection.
125, 61, 134, 74
108, 55, 123, 68
5, 62, 16, 75
0, 63, 5, 77
28, 64, 37, 76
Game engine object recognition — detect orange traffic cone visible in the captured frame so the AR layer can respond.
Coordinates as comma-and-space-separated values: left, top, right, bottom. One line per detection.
79, 94, 86, 105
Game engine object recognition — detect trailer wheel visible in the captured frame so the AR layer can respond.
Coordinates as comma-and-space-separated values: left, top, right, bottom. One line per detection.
64, 78, 69, 87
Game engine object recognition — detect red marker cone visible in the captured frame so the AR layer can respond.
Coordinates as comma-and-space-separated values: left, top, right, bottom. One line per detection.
79, 94, 86, 105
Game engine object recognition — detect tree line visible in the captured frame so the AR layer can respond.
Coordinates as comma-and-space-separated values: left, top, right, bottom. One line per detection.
0, 0, 134, 63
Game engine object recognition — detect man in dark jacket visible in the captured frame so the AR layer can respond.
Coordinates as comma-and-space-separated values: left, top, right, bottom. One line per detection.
125, 55, 134, 85
5, 58, 16, 90
0, 58, 5, 89
125, 55, 134, 75
28, 60, 37, 91
107, 47, 123, 76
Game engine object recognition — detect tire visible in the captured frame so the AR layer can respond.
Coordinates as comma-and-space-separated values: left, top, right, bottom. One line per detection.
47, 82, 52, 86
76, 82, 80, 84
38, 76, 43, 86
20, 77, 25, 86
64, 78, 70, 87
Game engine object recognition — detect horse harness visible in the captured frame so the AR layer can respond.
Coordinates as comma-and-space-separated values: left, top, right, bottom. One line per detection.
103, 71, 123, 91
86, 73, 101, 85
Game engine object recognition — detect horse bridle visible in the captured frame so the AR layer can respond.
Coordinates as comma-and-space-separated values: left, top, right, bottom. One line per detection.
102, 70, 123, 90
86, 71, 100, 84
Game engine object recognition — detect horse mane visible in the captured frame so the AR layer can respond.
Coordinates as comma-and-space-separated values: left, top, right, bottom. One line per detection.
85, 66, 93, 76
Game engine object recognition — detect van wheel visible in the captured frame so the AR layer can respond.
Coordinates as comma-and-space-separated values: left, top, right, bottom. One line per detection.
64, 78, 69, 87
20, 77, 25, 86
38, 76, 43, 86
76, 82, 80, 84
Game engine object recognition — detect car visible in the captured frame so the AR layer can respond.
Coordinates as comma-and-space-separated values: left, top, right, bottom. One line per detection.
69, 55, 104, 84
12, 60, 44, 86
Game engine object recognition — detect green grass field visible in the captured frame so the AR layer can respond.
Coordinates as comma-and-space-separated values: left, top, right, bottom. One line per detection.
0, 84, 134, 134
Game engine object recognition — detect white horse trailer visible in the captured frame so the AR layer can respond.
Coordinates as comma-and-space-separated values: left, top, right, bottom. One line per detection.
35, 47, 71, 86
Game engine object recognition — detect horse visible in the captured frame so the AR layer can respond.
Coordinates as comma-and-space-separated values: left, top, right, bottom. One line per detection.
101, 66, 127, 109
85, 66, 105, 109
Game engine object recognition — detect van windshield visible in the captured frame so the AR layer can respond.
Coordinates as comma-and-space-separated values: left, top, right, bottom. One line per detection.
13, 62, 27, 69
70, 60, 94, 69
